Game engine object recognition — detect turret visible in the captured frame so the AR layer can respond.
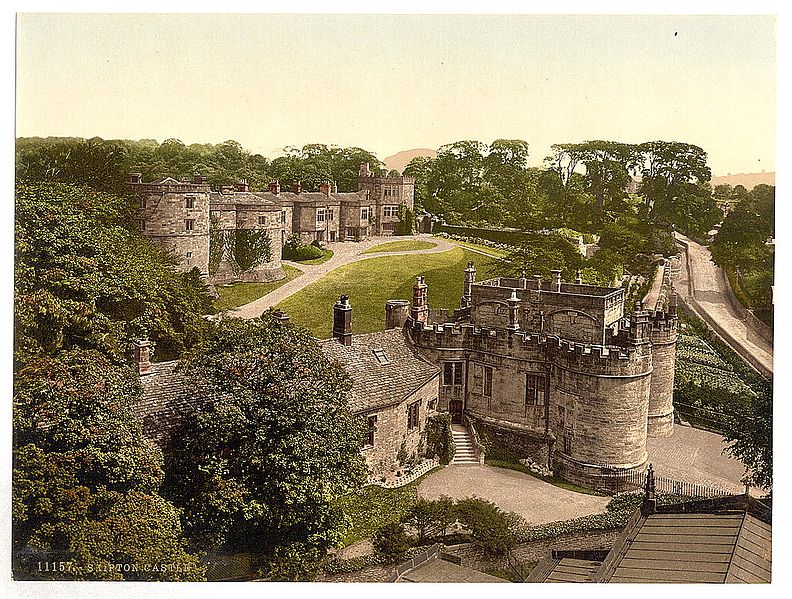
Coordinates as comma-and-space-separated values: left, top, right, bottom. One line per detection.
461, 261, 476, 308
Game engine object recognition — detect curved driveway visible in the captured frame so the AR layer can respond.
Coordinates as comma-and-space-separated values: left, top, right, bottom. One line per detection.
230, 235, 455, 319
418, 465, 609, 525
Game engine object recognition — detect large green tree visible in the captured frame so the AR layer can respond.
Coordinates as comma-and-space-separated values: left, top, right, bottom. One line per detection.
13, 351, 203, 580
14, 182, 211, 365
162, 313, 367, 578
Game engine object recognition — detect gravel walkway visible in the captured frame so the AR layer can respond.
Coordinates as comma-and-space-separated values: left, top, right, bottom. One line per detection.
417, 465, 609, 525
675, 233, 772, 374
229, 234, 454, 319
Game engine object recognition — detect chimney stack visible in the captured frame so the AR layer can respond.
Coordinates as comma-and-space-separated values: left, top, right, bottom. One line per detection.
319, 181, 331, 196
128, 173, 142, 184
507, 289, 520, 332
235, 179, 249, 192
385, 299, 410, 329
132, 339, 154, 376
551, 269, 562, 292
411, 276, 429, 323
333, 295, 353, 346
193, 174, 207, 184
575, 269, 582, 285
293, 181, 302, 194
272, 310, 290, 325
359, 162, 370, 178
269, 180, 281, 195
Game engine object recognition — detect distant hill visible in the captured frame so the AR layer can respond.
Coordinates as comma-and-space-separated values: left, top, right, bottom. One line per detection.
383, 148, 437, 174
710, 171, 775, 190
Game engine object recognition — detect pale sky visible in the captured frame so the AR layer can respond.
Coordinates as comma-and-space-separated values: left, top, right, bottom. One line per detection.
16, 13, 777, 175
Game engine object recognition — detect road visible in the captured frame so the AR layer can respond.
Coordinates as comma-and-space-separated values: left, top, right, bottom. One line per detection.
229, 235, 455, 319
675, 233, 773, 376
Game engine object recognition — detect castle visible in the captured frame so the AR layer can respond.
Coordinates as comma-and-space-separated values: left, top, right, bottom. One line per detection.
128, 163, 415, 284
323, 263, 678, 488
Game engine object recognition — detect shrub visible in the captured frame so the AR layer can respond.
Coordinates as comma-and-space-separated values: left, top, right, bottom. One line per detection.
454, 498, 521, 555
372, 522, 411, 560
282, 234, 324, 261
403, 496, 456, 542
424, 413, 455, 464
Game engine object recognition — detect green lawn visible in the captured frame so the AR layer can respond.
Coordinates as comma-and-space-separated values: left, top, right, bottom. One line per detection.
334, 470, 438, 546
276, 247, 499, 337
362, 240, 437, 254
213, 264, 303, 311
434, 236, 508, 258
292, 248, 334, 265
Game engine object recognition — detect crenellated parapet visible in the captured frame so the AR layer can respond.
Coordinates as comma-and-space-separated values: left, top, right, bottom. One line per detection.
407, 316, 651, 378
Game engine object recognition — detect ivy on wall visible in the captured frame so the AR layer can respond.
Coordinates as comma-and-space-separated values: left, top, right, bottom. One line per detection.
209, 221, 273, 275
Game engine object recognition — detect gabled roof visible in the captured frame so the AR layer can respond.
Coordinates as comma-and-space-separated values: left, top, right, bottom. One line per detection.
592, 496, 772, 583
319, 328, 439, 414
134, 361, 229, 449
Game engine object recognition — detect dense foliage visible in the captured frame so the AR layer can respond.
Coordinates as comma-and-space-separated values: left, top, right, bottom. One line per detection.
15, 182, 211, 364
161, 313, 367, 575
281, 234, 325, 261
16, 137, 383, 194
372, 522, 412, 560
424, 413, 455, 465
709, 184, 775, 324
12, 351, 202, 580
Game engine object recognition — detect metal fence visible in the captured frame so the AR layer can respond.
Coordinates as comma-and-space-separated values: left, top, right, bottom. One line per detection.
597, 468, 732, 498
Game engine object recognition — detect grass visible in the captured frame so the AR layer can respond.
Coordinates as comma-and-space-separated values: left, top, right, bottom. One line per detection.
485, 459, 607, 497
434, 235, 508, 258
276, 247, 499, 337
292, 248, 334, 265
361, 240, 437, 254
333, 470, 439, 547
213, 264, 302, 311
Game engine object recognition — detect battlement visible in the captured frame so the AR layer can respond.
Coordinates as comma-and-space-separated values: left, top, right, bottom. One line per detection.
407, 317, 650, 376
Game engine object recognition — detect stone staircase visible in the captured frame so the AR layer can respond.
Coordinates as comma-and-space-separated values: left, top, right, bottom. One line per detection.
451, 425, 479, 465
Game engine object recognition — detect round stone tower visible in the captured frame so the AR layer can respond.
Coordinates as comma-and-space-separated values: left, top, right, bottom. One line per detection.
646, 297, 679, 437
133, 175, 211, 277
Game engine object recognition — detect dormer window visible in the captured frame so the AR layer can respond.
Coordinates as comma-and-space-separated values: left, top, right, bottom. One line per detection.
372, 348, 389, 365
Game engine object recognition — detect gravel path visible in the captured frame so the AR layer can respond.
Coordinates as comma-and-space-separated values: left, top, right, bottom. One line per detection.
417, 465, 609, 525
228, 234, 454, 319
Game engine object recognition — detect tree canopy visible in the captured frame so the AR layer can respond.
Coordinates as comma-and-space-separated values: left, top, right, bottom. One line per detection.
162, 313, 367, 577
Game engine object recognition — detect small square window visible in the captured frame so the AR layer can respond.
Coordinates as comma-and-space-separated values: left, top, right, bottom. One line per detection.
185, 196, 195, 209
186, 251, 193, 259
258, 215, 267, 225
185, 219, 195, 231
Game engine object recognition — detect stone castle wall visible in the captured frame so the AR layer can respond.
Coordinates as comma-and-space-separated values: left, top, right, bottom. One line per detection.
646, 312, 678, 437
139, 183, 210, 276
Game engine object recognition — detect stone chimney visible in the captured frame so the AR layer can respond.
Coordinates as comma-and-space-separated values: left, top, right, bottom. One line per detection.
575, 269, 582, 284
411, 276, 429, 323
319, 181, 331, 196
551, 269, 562, 292
641, 464, 657, 516
385, 299, 410, 329
333, 182, 338, 193
235, 179, 249, 192
269, 180, 281, 195
193, 174, 207, 184
359, 162, 370, 178
293, 181, 302, 194
128, 173, 142, 184
132, 339, 154, 376
461, 261, 476, 308
333, 295, 353, 346
533, 273, 542, 291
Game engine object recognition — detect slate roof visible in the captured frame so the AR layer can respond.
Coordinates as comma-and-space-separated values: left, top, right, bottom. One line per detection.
396, 557, 507, 583
134, 361, 228, 449
319, 328, 440, 414
592, 496, 772, 584
209, 191, 279, 207
527, 558, 601, 583
529, 495, 772, 584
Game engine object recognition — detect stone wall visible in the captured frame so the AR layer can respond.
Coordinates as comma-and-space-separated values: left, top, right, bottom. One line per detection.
361, 376, 439, 476
443, 528, 622, 574
139, 183, 210, 276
